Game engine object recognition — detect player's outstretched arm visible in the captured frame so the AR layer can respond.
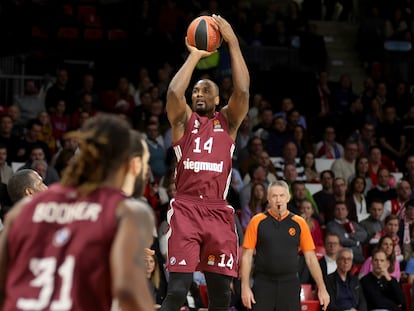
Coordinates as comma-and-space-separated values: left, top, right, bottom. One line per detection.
212, 14, 250, 137
166, 39, 214, 143
111, 200, 156, 311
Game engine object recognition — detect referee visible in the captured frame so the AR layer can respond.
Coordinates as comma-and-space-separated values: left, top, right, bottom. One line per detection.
241, 180, 330, 311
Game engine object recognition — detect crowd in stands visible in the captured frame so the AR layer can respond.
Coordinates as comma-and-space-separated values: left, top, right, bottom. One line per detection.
3, 0, 414, 310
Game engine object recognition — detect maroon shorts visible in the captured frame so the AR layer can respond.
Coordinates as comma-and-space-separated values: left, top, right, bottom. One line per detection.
165, 194, 239, 277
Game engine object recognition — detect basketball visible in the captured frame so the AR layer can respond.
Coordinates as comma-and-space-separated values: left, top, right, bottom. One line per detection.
186, 16, 222, 52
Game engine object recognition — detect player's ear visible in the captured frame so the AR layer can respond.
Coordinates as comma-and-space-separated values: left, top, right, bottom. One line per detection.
214, 95, 220, 105
129, 156, 142, 176
24, 187, 34, 197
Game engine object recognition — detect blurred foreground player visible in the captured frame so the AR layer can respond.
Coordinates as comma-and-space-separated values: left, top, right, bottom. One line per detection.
0, 114, 155, 311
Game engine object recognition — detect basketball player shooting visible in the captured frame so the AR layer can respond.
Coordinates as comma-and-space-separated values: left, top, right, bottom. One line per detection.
159, 14, 250, 311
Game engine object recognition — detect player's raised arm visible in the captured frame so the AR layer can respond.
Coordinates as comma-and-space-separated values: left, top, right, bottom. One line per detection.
212, 14, 250, 138
110, 200, 155, 311
166, 39, 214, 143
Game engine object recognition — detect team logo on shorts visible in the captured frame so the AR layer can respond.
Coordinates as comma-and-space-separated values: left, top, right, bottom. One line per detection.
207, 255, 215, 266
53, 227, 71, 247
170, 257, 177, 265
289, 227, 296, 236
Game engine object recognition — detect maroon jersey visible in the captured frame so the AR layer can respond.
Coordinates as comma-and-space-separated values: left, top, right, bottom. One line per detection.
3, 184, 126, 311
173, 112, 234, 200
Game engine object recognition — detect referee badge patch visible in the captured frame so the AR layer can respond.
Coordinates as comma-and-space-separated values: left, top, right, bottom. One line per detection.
289, 227, 296, 236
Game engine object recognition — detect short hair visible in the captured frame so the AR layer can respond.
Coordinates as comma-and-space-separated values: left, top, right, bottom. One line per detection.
337, 247, 353, 259
324, 231, 341, 242
7, 169, 38, 203
320, 170, 335, 180
268, 180, 290, 194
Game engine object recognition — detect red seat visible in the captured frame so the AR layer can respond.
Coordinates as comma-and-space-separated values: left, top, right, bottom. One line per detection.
350, 264, 362, 276
301, 283, 314, 301
301, 300, 321, 311
77, 5, 101, 27
108, 29, 128, 40
57, 27, 79, 39
402, 282, 412, 311
314, 245, 325, 260
199, 284, 208, 308
84, 28, 103, 40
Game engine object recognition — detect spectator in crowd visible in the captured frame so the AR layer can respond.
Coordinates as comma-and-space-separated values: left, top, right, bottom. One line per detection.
0, 144, 13, 184
284, 164, 319, 213
377, 104, 407, 170
359, 199, 385, 245
145, 122, 167, 182
20, 118, 51, 163
359, 235, 401, 281
331, 140, 359, 183
274, 97, 307, 129
302, 151, 319, 182
14, 79, 46, 125
326, 248, 367, 311
264, 115, 294, 157
37, 111, 57, 156
347, 155, 373, 195
44, 66, 75, 114
313, 170, 335, 224
145, 253, 167, 306
365, 97, 384, 129
240, 182, 268, 231
404, 155, 414, 193
292, 124, 313, 158
300, 198, 324, 246
397, 199, 414, 261
320, 232, 343, 281
18, 145, 59, 185
238, 136, 264, 178
234, 115, 253, 163
380, 215, 405, 263
0, 115, 24, 163
360, 249, 405, 311
242, 150, 278, 185
8, 105, 25, 139
383, 179, 412, 220
351, 122, 377, 157
315, 126, 344, 159
367, 146, 398, 187
347, 176, 369, 222
239, 164, 267, 209
100, 76, 135, 119
50, 99, 72, 142
366, 167, 397, 206
324, 177, 348, 224
251, 106, 273, 143
273, 141, 306, 180
325, 201, 368, 264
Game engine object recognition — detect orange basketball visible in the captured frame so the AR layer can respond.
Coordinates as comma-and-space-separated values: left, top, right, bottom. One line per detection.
186, 16, 222, 52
